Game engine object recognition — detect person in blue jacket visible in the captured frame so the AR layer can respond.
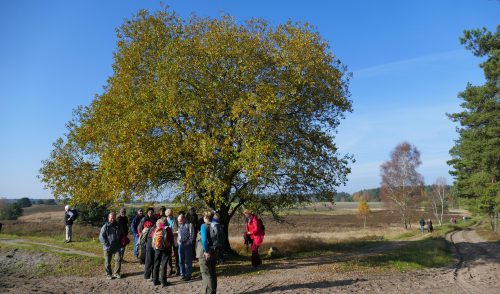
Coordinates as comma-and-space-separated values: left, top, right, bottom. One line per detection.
130, 209, 144, 259
196, 211, 217, 294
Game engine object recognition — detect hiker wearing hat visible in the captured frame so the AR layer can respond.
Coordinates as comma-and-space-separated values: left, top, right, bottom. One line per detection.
131, 208, 145, 259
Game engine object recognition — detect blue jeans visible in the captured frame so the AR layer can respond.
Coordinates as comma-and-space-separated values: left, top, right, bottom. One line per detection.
134, 234, 139, 257
178, 243, 193, 277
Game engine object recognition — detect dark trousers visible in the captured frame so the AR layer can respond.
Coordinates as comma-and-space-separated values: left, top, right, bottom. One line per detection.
199, 255, 217, 294
144, 241, 155, 279
140, 242, 146, 264
153, 249, 170, 285
251, 244, 262, 267
167, 245, 179, 275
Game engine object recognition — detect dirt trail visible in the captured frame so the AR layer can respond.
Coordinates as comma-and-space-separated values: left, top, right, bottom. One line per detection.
1, 229, 499, 293
447, 229, 500, 293
0, 238, 99, 258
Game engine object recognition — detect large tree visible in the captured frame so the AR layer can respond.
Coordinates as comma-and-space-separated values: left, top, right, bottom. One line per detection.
39, 8, 353, 249
380, 142, 424, 229
448, 26, 500, 232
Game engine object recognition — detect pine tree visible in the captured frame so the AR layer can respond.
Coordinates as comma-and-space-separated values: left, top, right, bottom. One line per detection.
448, 26, 500, 232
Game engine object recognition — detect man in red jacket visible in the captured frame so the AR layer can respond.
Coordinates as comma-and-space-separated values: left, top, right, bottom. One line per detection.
243, 209, 265, 268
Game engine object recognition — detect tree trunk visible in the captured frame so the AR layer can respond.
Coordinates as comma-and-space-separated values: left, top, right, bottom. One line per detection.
217, 205, 238, 255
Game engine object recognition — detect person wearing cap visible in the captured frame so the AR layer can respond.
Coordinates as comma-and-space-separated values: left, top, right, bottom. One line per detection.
64, 205, 76, 243
131, 208, 145, 259
116, 207, 129, 261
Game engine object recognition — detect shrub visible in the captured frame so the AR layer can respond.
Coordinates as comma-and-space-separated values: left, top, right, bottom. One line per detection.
45, 199, 57, 205
17, 197, 32, 208
0, 199, 24, 220
74, 202, 110, 226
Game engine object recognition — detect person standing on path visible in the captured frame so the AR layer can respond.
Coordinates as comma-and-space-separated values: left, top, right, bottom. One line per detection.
177, 213, 195, 281
99, 212, 123, 279
427, 219, 434, 233
152, 218, 174, 287
244, 209, 265, 268
116, 207, 129, 261
419, 217, 426, 234
139, 207, 157, 279
130, 208, 144, 259
197, 210, 217, 294
64, 205, 76, 243
186, 207, 199, 258
165, 208, 179, 276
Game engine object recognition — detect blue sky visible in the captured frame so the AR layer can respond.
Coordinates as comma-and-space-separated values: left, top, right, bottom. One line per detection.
0, 0, 498, 198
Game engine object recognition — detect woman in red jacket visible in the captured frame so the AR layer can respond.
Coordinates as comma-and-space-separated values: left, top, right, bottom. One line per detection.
243, 209, 265, 267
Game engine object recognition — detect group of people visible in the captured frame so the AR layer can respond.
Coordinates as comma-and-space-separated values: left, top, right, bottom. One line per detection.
96, 205, 265, 293
418, 218, 434, 233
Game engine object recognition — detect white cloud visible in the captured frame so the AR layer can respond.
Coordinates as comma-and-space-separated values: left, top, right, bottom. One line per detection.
353, 49, 466, 78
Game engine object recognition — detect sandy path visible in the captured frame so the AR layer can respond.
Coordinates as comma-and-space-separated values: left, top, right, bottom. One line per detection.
0, 238, 100, 258
1, 229, 499, 293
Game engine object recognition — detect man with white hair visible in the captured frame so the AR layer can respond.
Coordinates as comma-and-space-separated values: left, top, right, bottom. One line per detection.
64, 205, 76, 243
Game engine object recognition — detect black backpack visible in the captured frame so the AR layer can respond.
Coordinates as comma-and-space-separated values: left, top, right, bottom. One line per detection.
210, 222, 226, 250
70, 209, 78, 221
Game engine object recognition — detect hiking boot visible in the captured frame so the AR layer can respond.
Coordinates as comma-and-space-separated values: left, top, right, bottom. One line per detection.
182, 276, 191, 281
162, 282, 171, 287
153, 281, 161, 286
114, 273, 122, 279
106, 275, 113, 280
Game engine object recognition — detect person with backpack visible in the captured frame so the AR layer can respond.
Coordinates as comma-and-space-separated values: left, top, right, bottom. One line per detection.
151, 218, 174, 287
116, 207, 129, 262
177, 213, 195, 281
99, 212, 123, 279
165, 208, 179, 276
196, 210, 217, 294
211, 213, 226, 264
243, 209, 265, 268
130, 208, 144, 259
138, 207, 157, 275
64, 205, 78, 243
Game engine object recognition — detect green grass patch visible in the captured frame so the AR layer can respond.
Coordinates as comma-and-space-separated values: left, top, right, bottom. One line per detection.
0, 241, 101, 277
325, 236, 454, 274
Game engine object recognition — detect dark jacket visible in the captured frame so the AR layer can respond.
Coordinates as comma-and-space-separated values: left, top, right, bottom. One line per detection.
64, 210, 76, 225
117, 215, 129, 236
131, 214, 144, 236
139, 216, 157, 234
99, 221, 122, 252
